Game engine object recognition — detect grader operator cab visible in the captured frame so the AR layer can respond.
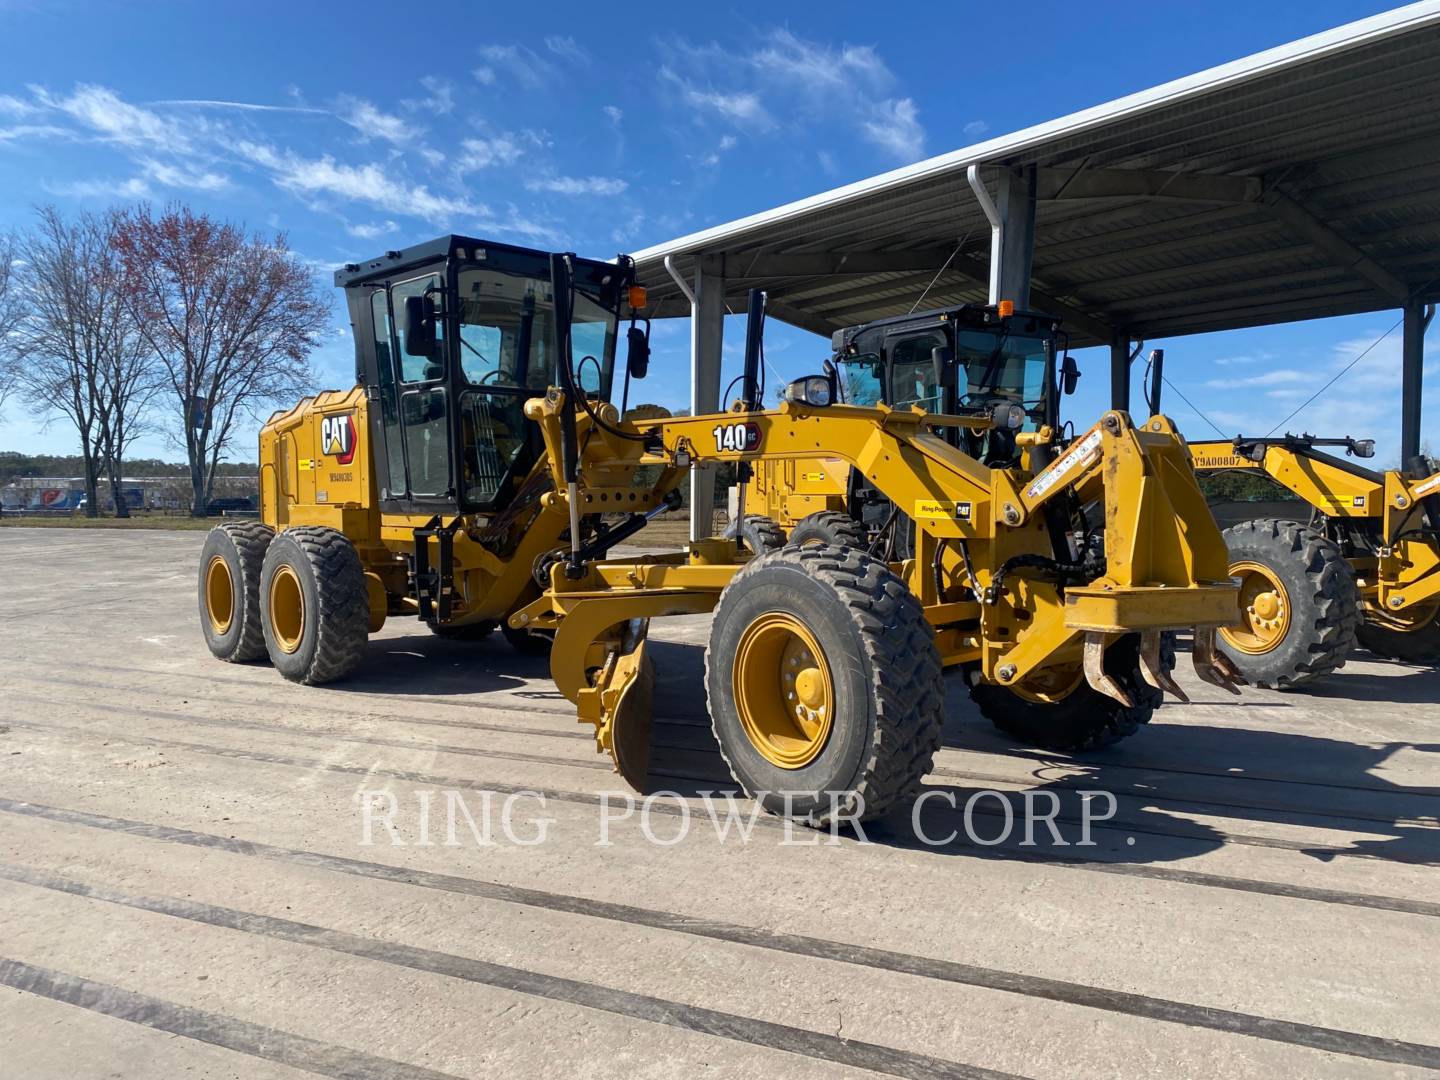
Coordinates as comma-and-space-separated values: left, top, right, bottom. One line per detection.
1191, 433, 1440, 686
198, 233, 1241, 827
735, 302, 1083, 561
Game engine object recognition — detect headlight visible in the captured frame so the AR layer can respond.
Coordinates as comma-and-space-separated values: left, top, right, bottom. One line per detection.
991, 402, 1025, 429
784, 375, 833, 406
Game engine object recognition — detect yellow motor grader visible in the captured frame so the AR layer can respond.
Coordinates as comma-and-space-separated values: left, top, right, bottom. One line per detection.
1190, 434, 1440, 686
198, 234, 1240, 825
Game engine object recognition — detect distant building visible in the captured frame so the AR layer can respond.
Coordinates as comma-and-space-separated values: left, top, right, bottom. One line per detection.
0, 475, 258, 513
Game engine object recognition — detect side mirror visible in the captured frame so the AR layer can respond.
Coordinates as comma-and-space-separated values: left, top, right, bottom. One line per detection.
403, 294, 437, 358
1350, 438, 1376, 459
931, 346, 957, 392
1060, 354, 1081, 395
626, 325, 650, 380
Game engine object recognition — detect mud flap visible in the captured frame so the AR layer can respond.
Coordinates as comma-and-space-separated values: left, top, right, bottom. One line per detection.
595, 618, 654, 791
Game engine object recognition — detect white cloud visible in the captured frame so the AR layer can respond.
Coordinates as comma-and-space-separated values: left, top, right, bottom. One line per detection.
0, 93, 41, 118
235, 141, 479, 221
603, 105, 623, 126
138, 158, 229, 191
1203, 368, 1308, 389
403, 77, 454, 116
153, 98, 328, 114
525, 175, 627, 196
45, 176, 152, 199
861, 97, 924, 160
336, 95, 412, 145
662, 67, 771, 129
657, 30, 926, 161
458, 134, 524, 171
963, 120, 988, 138
750, 29, 889, 90
545, 35, 590, 65
473, 45, 554, 90
698, 134, 738, 167
0, 123, 70, 144
38, 84, 193, 152
346, 220, 399, 240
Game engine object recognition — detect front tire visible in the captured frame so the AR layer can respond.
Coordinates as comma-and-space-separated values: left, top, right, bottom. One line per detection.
259, 527, 370, 684
705, 544, 943, 826
1216, 519, 1358, 689
971, 634, 1169, 752
198, 522, 273, 662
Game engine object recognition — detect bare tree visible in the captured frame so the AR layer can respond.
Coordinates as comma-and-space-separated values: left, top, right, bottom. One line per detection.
94, 236, 163, 519
114, 205, 327, 515
10, 208, 143, 517
0, 231, 22, 414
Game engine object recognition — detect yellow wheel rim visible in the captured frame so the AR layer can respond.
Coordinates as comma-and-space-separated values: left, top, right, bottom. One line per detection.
1369, 598, 1440, 633
1009, 663, 1085, 704
733, 613, 834, 769
268, 565, 305, 654
1221, 560, 1292, 655
205, 555, 234, 635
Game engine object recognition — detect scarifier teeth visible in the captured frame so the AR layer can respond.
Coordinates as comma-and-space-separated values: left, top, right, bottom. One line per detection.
1138, 630, 1188, 703
1083, 631, 1133, 707
1191, 627, 1243, 696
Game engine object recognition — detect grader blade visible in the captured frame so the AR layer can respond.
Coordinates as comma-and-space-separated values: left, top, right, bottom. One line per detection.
1191, 627, 1243, 695
1137, 630, 1188, 703
597, 618, 655, 790
1083, 632, 1133, 707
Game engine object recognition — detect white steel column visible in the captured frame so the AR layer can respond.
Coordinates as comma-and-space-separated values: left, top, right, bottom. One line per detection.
690, 254, 725, 540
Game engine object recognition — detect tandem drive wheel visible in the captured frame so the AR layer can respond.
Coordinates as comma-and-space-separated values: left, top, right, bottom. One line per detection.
259, 526, 371, 685
198, 521, 273, 663
705, 544, 943, 827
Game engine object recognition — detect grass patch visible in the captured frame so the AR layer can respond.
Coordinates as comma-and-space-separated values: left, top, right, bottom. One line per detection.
0, 514, 218, 531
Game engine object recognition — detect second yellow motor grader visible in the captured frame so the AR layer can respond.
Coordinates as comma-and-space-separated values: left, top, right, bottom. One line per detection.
1191, 433, 1440, 685
198, 234, 1240, 825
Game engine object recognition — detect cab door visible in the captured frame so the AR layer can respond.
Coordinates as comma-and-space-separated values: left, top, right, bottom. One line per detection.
388, 273, 457, 509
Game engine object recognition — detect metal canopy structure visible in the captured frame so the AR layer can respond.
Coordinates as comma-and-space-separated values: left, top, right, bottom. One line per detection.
629, 3, 1440, 532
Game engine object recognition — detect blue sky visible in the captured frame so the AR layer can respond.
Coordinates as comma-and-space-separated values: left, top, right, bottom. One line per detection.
0, 0, 1433, 464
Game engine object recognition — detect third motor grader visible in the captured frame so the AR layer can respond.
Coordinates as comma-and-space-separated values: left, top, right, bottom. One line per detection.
198, 234, 1240, 826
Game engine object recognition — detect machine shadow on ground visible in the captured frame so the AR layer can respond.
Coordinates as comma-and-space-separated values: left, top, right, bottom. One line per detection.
333, 632, 1440, 869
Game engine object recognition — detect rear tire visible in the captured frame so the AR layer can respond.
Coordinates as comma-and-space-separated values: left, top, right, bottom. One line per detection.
198, 522, 273, 663
723, 514, 786, 555
259, 527, 370, 684
1357, 604, 1440, 665
706, 544, 943, 826
971, 634, 1169, 752
429, 620, 496, 642
1216, 518, 1358, 689
502, 623, 555, 656
788, 510, 866, 549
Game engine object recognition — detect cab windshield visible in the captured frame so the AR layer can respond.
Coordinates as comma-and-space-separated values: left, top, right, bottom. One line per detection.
455, 265, 619, 399
956, 330, 1051, 429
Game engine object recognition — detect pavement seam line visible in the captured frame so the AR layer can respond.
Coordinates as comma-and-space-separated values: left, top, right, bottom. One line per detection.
1, 806, 1438, 1068
0, 956, 465, 1080
0, 863, 1023, 1080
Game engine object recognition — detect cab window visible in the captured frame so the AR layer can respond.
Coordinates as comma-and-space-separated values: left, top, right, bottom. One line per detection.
888, 332, 947, 411
391, 274, 445, 383
836, 353, 883, 406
